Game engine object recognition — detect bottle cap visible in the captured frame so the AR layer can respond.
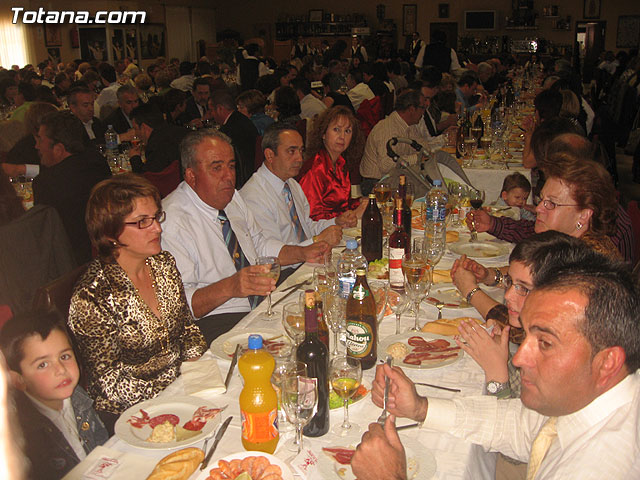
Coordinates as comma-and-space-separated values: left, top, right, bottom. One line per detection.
356, 268, 366, 276
433, 179, 442, 186
346, 239, 358, 250
247, 334, 263, 349
368, 193, 376, 199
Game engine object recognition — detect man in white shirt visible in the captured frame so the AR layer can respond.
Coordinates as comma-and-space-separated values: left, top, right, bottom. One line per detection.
359, 89, 437, 194
170, 61, 196, 92
94, 64, 119, 120
352, 251, 640, 480
291, 77, 326, 121
346, 69, 375, 112
161, 129, 328, 342
240, 123, 356, 253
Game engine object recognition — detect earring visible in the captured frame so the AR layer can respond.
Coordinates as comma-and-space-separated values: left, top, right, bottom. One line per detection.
112, 241, 118, 247
576, 222, 583, 230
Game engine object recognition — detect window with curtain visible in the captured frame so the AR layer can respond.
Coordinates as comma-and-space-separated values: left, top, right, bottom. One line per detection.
0, 12, 30, 68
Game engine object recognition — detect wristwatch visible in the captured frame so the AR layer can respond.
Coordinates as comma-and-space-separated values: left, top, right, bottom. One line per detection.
488, 268, 503, 287
486, 380, 509, 395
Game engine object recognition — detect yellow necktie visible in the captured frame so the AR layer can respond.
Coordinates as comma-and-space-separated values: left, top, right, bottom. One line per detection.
526, 416, 558, 480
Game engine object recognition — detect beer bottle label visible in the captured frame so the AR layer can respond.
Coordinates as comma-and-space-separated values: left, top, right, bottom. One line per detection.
241, 408, 279, 443
346, 320, 374, 357
351, 284, 369, 300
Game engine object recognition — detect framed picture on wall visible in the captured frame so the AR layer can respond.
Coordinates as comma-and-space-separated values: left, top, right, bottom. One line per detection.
125, 28, 139, 61
139, 24, 165, 59
617, 16, 640, 48
111, 29, 124, 61
583, 0, 600, 19
78, 27, 107, 62
403, 4, 417, 36
47, 48, 61, 64
438, 4, 449, 19
309, 10, 323, 23
44, 25, 61, 46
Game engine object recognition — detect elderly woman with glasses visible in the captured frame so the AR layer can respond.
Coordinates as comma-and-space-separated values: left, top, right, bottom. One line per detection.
68, 174, 206, 431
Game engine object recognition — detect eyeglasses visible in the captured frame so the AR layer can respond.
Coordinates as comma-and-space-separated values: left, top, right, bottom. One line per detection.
124, 211, 166, 229
503, 274, 530, 297
540, 199, 580, 210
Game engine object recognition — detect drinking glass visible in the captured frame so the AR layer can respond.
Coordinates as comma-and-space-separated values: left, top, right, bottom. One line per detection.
313, 266, 335, 298
412, 237, 425, 255
281, 374, 318, 454
271, 359, 305, 433
324, 295, 346, 356
282, 303, 305, 356
257, 256, 280, 319
373, 180, 392, 207
388, 288, 408, 334
468, 189, 486, 243
404, 183, 415, 209
424, 227, 446, 267
403, 254, 432, 332
329, 356, 362, 436
368, 279, 389, 327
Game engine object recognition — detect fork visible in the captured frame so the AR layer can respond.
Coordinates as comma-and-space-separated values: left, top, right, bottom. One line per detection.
377, 357, 393, 425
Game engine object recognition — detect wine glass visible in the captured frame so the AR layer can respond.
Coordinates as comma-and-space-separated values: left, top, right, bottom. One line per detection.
373, 180, 392, 208
404, 183, 415, 209
424, 227, 446, 267
403, 254, 432, 332
387, 288, 407, 335
368, 279, 389, 327
329, 356, 363, 436
281, 374, 318, 454
468, 189, 485, 243
282, 303, 305, 357
324, 294, 346, 356
257, 256, 280, 319
271, 359, 305, 434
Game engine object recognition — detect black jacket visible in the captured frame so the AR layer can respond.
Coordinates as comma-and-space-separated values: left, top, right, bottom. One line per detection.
219, 110, 258, 188
130, 123, 188, 174
178, 96, 205, 125
423, 43, 452, 74
104, 107, 133, 134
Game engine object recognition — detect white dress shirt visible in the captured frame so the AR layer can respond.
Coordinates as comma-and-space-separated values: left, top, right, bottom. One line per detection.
161, 181, 284, 317
82, 119, 96, 140
424, 370, 640, 479
347, 82, 375, 112
240, 164, 336, 248
94, 82, 119, 119
170, 74, 195, 92
360, 110, 435, 179
300, 93, 327, 120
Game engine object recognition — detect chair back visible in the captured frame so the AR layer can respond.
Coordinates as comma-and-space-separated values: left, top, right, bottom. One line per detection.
143, 160, 181, 198
627, 200, 640, 268
357, 96, 383, 137
33, 263, 90, 320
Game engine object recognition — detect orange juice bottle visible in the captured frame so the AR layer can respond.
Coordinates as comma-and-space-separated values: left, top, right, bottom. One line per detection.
238, 334, 279, 453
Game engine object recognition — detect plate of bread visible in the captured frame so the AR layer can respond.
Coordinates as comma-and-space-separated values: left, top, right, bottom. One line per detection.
115, 396, 223, 449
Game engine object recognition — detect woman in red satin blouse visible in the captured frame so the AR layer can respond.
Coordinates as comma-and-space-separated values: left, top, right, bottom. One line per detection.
299, 106, 366, 220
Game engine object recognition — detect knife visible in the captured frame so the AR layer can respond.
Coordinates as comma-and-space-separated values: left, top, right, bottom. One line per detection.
200, 416, 233, 470
224, 344, 240, 391
271, 278, 311, 307
396, 422, 420, 431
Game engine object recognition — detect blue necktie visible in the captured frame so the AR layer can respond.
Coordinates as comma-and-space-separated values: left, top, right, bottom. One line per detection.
218, 210, 260, 309
282, 183, 306, 242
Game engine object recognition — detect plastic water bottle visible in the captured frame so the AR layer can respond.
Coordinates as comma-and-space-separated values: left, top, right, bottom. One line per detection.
104, 125, 118, 157
425, 180, 448, 264
337, 239, 367, 299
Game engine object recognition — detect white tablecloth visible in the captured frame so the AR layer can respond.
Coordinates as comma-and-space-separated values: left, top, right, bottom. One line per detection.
66, 231, 512, 480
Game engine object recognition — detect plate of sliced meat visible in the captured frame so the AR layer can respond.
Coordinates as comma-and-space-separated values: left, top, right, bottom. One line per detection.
319, 437, 436, 479
379, 332, 463, 369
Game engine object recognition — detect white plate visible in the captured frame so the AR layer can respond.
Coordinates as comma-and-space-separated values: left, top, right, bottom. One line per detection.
317, 437, 436, 480
426, 283, 503, 309
342, 227, 361, 238
193, 451, 294, 480
114, 396, 222, 450
210, 328, 290, 361
379, 332, 463, 370
448, 241, 510, 259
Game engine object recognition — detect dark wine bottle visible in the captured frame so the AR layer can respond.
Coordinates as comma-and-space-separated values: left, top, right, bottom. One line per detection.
455, 126, 464, 159
462, 110, 472, 138
314, 292, 330, 350
397, 174, 411, 238
297, 290, 329, 437
388, 197, 410, 290
361, 194, 382, 262
473, 114, 484, 139
346, 269, 377, 370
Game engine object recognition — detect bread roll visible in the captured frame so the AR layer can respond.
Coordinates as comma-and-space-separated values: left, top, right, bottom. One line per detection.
445, 230, 459, 243
146, 447, 204, 480
432, 269, 452, 284
421, 317, 483, 336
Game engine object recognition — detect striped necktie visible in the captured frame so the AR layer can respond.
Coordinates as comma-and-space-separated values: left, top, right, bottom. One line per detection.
526, 416, 558, 480
218, 210, 260, 309
282, 182, 306, 242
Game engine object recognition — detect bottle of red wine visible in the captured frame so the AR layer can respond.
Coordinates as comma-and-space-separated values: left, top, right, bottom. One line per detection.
297, 290, 329, 437
361, 194, 382, 262
388, 197, 410, 290
397, 174, 411, 238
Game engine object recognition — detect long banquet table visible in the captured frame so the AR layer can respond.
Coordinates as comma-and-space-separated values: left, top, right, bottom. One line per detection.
65, 229, 512, 480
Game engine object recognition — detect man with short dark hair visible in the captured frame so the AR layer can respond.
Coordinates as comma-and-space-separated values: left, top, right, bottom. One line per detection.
161, 129, 328, 342
128, 103, 188, 174
94, 64, 119, 119
104, 84, 138, 140
179, 77, 210, 127
208, 89, 258, 188
353, 251, 640, 480
346, 68, 374, 112
33, 111, 111, 263
68, 87, 107, 144
291, 77, 326, 120
170, 61, 195, 92
456, 71, 485, 113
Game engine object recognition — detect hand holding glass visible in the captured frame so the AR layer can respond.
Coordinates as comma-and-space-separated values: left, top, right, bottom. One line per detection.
257, 256, 280, 318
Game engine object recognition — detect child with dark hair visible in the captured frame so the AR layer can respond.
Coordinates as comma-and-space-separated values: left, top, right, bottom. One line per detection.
492, 172, 536, 221
0, 309, 108, 480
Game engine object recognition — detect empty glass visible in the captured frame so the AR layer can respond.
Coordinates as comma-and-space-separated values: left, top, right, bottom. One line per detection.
282, 303, 305, 357
281, 374, 318, 454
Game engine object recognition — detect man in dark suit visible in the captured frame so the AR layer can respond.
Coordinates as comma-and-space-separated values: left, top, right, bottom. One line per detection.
208, 89, 258, 188
129, 103, 188, 174
68, 87, 107, 145
104, 84, 138, 140
33, 111, 111, 264
178, 77, 210, 128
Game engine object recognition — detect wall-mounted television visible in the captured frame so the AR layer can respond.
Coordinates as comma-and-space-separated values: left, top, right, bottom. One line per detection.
464, 11, 497, 31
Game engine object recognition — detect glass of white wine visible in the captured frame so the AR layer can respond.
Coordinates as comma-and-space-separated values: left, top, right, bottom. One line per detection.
329, 356, 362, 436
257, 256, 280, 319
403, 254, 432, 332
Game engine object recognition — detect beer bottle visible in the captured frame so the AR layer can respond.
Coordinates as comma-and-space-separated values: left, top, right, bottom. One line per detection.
361, 194, 382, 262
345, 269, 377, 370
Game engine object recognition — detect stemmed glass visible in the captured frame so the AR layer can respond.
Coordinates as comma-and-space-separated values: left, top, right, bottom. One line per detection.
257, 256, 280, 319
468, 189, 486, 243
329, 356, 363, 436
271, 359, 305, 435
373, 180, 392, 208
424, 227, 446, 267
281, 374, 318, 454
403, 254, 432, 332
324, 295, 346, 356
282, 303, 305, 358
404, 183, 415, 210
388, 288, 408, 335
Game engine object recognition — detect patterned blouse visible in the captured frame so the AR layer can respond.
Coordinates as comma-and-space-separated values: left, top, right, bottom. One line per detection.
68, 251, 207, 414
